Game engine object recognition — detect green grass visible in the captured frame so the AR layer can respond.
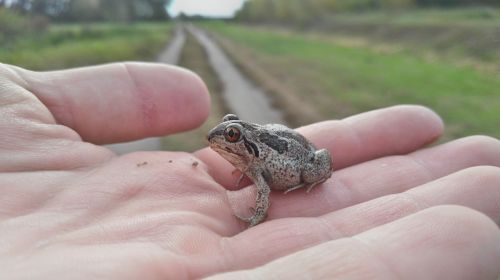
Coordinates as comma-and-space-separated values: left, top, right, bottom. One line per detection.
206, 22, 500, 140
318, 9, 500, 66
0, 22, 171, 70
329, 7, 500, 25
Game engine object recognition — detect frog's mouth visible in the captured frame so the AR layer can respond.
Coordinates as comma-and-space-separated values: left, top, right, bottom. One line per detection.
210, 143, 240, 156
209, 143, 246, 163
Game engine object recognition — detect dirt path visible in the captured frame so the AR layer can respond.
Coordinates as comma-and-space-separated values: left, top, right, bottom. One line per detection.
187, 25, 286, 125
157, 26, 186, 65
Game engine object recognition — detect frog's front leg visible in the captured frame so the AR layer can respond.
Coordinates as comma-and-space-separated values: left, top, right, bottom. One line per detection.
235, 170, 270, 227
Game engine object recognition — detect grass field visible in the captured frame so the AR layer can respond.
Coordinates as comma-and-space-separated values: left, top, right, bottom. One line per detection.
0, 22, 171, 70
326, 7, 500, 25
205, 21, 500, 140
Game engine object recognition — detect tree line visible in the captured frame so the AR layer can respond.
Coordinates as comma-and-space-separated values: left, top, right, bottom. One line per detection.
0, 0, 172, 22
236, 0, 500, 22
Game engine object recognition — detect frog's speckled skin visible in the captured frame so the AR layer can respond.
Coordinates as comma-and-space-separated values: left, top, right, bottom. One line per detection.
207, 114, 333, 227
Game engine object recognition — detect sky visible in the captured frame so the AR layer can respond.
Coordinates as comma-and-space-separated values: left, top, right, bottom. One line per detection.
167, 0, 247, 18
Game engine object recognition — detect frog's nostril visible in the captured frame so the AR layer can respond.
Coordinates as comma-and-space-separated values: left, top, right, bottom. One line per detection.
207, 134, 215, 143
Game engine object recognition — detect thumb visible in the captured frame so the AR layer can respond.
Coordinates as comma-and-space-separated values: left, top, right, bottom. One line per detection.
16, 62, 210, 144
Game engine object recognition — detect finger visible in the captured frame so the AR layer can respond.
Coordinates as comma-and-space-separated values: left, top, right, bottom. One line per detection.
263, 135, 500, 218
224, 166, 500, 270
214, 206, 500, 279
196, 105, 443, 189
14, 62, 210, 144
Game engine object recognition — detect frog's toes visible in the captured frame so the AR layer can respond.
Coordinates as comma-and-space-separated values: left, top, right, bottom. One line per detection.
231, 169, 238, 175
234, 210, 268, 227
234, 213, 252, 223
283, 183, 305, 194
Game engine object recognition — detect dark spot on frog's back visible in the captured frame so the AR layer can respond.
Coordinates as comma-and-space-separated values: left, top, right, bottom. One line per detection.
258, 132, 288, 154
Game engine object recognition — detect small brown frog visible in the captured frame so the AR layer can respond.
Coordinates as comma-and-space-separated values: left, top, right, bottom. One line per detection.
207, 114, 333, 227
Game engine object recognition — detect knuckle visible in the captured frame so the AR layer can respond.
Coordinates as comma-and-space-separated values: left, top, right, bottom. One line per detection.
424, 205, 499, 238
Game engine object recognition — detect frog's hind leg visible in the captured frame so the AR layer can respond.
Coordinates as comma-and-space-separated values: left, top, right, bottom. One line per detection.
301, 149, 333, 192
235, 171, 271, 227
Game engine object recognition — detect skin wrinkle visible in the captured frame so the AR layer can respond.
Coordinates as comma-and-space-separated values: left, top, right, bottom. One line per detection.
375, 155, 436, 194
333, 170, 364, 208
339, 120, 364, 167
408, 152, 439, 180
350, 235, 404, 280
1, 212, 80, 255
312, 182, 339, 216
218, 236, 238, 275
315, 215, 346, 241
320, 194, 420, 239
0, 83, 30, 107
123, 63, 156, 132
474, 167, 500, 222
91, 162, 234, 235
0, 171, 73, 219
17, 69, 74, 129
390, 192, 427, 218
414, 166, 500, 223
51, 212, 215, 250
0, 64, 29, 89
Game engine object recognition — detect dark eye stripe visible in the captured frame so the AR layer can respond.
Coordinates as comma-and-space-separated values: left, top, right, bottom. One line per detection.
243, 136, 259, 158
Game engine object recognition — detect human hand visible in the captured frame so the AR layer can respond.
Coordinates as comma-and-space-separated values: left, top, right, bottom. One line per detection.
0, 63, 499, 279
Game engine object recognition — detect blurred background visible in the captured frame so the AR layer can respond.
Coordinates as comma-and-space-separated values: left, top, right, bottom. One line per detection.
1, 0, 499, 152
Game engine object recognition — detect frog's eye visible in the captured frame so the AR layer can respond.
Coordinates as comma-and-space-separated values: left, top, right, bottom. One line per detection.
224, 126, 241, 143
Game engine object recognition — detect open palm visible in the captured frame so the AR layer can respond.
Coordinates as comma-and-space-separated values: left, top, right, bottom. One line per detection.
0, 63, 499, 280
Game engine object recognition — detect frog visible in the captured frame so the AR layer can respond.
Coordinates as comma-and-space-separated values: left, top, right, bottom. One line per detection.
207, 114, 333, 227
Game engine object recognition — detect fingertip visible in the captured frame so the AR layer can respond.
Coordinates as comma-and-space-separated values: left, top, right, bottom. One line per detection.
123, 62, 211, 137
393, 104, 444, 141
165, 65, 211, 132
347, 104, 444, 154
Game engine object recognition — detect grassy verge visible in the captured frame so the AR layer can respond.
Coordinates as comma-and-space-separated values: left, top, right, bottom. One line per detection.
161, 30, 229, 152
326, 7, 500, 25
317, 15, 500, 70
0, 22, 171, 70
205, 22, 500, 140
